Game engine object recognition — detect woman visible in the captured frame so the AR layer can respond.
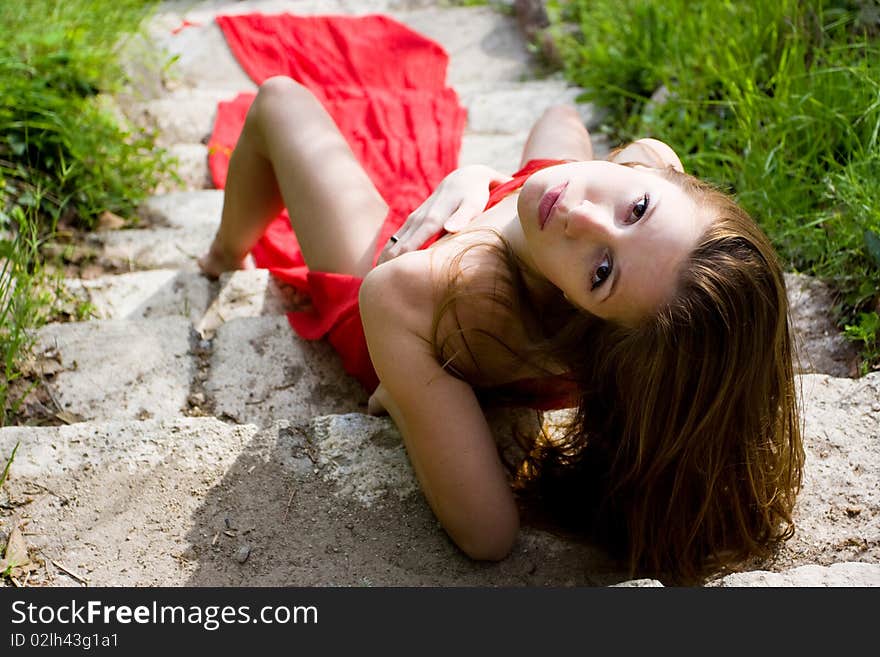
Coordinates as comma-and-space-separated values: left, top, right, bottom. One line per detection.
199, 76, 804, 583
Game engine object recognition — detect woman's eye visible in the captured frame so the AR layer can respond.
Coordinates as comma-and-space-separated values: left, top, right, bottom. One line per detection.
591, 253, 612, 291
630, 193, 650, 222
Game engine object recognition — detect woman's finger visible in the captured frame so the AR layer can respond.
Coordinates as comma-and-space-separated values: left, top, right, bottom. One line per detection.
443, 199, 483, 232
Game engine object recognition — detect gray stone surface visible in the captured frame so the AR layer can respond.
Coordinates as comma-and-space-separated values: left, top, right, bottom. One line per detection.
711, 562, 880, 587
310, 414, 417, 505
134, 89, 230, 146
64, 270, 211, 324
148, 13, 256, 94
0, 417, 622, 586
398, 6, 535, 88
459, 133, 531, 173
196, 269, 303, 338
786, 273, 861, 377
307, 408, 539, 507
34, 317, 195, 422
0, 418, 259, 586
772, 372, 880, 567
206, 316, 367, 426
96, 225, 215, 271
610, 579, 665, 587
458, 77, 599, 135
0, 417, 255, 478
136, 190, 223, 229
166, 143, 213, 191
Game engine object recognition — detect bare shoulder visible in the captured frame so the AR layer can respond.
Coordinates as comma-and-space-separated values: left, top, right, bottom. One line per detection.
359, 249, 437, 338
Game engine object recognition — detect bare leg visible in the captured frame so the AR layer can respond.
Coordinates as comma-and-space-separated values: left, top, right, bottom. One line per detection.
199, 76, 389, 279
519, 105, 594, 166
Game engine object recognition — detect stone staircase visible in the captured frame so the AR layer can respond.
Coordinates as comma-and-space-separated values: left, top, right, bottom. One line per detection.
1, 0, 877, 587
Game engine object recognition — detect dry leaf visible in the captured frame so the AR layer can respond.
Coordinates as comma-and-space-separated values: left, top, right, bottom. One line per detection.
2, 522, 31, 572
98, 211, 127, 231
55, 410, 85, 425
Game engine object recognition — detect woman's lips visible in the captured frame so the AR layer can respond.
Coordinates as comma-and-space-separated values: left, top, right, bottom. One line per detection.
538, 182, 568, 230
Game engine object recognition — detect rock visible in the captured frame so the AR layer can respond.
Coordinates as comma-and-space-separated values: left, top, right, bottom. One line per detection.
610, 578, 665, 587
96, 226, 216, 272
162, 143, 212, 192
785, 273, 861, 377
457, 78, 600, 135
309, 414, 416, 506
136, 190, 224, 229
774, 373, 880, 566
196, 269, 304, 338
63, 270, 211, 325
206, 316, 367, 426
35, 317, 196, 422
234, 545, 251, 564
711, 562, 880, 587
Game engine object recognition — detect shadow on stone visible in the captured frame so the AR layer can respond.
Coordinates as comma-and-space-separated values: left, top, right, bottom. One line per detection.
181, 415, 626, 586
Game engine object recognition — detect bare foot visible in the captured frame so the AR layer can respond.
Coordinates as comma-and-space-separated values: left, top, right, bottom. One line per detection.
198, 239, 255, 279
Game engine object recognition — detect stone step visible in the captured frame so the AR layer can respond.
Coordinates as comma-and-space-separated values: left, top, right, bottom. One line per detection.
135, 77, 596, 153
165, 143, 213, 192
620, 561, 880, 587
93, 225, 214, 271
0, 415, 617, 586
91, 189, 223, 271
1, 372, 876, 586
709, 562, 880, 587
457, 77, 601, 136
64, 270, 212, 325
136, 189, 223, 228
205, 315, 368, 425
774, 372, 880, 567
785, 273, 861, 377
32, 317, 197, 422
132, 88, 238, 146
196, 268, 303, 337
458, 132, 610, 173
26, 312, 370, 426
61, 268, 300, 334
85, 219, 862, 380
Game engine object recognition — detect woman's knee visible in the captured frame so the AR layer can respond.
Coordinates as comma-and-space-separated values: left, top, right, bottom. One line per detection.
258, 75, 309, 101
251, 76, 316, 121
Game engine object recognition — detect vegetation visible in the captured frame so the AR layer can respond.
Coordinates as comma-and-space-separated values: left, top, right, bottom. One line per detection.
546, 0, 880, 372
0, 0, 174, 423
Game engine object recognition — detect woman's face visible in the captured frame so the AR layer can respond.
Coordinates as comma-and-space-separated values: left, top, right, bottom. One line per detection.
518, 160, 709, 325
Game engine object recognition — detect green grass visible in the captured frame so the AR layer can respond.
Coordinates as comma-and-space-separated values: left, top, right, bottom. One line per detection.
546, 0, 880, 372
0, 0, 175, 423
0, 441, 19, 491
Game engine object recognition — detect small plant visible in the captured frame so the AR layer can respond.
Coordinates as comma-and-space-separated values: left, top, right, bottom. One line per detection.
0, 205, 50, 426
844, 312, 880, 375
0, 0, 175, 423
0, 441, 19, 491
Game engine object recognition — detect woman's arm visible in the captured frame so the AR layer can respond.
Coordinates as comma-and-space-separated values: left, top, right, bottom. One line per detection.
360, 254, 519, 560
609, 138, 684, 172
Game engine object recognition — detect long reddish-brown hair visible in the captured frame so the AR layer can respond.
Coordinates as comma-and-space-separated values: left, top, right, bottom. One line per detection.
432, 167, 804, 584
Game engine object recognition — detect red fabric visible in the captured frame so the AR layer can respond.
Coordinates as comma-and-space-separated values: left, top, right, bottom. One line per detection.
208, 13, 575, 409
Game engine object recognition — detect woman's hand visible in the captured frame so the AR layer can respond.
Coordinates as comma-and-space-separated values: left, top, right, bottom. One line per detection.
377, 165, 512, 264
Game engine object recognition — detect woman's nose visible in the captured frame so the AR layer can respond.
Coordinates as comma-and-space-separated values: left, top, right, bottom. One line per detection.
564, 200, 614, 240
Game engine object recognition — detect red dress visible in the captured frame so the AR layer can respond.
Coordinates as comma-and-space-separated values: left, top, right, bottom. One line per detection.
207, 13, 576, 409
